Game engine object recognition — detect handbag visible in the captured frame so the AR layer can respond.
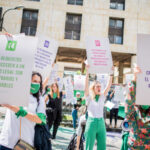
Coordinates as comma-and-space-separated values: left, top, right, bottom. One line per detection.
14, 119, 36, 150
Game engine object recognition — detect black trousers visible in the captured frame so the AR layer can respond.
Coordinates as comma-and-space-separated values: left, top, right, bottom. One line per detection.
110, 108, 119, 126
46, 109, 62, 138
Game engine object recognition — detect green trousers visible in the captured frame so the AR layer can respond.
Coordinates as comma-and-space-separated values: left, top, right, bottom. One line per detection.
85, 117, 106, 150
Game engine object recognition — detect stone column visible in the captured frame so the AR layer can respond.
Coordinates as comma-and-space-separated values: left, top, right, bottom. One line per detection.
118, 62, 124, 83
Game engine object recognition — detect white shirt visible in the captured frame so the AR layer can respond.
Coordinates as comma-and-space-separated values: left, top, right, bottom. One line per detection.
0, 95, 45, 149
86, 94, 105, 118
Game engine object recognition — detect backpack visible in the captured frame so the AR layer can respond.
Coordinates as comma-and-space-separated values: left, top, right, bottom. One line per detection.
67, 133, 84, 150
34, 124, 52, 150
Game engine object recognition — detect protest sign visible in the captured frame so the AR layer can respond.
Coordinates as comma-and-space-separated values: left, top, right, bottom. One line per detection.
136, 34, 150, 105
105, 101, 115, 110
97, 74, 109, 91
0, 35, 38, 106
48, 64, 58, 85
74, 75, 86, 91
114, 85, 125, 102
63, 76, 74, 105
86, 37, 113, 74
56, 77, 63, 91
33, 37, 58, 79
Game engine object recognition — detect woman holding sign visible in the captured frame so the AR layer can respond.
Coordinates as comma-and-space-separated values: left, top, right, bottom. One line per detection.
84, 65, 113, 150
45, 83, 63, 139
125, 67, 150, 150
0, 72, 46, 150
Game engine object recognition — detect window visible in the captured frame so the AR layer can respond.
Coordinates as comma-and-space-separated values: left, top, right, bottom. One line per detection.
0, 7, 2, 31
21, 10, 38, 36
65, 14, 82, 40
68, 0, 83, 6
110, 0, 125, 10
109, 18, 124, 44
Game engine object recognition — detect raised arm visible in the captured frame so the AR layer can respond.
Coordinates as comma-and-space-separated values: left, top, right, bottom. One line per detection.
104, 76, 113, 97
85, 65, 90, 97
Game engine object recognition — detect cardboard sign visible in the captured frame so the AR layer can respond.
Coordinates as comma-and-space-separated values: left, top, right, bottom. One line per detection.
136, 34, 150, 105
74, 75, 86, 91
63, 76, 74, 105
33, 37, 58, 79
0, 35, 38, 106
86, 37, 113, 74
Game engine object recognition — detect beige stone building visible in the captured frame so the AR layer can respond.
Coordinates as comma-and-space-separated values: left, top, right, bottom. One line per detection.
0, 0, 150, 83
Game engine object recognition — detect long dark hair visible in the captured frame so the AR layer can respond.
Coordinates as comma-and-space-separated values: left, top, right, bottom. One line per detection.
32, 72, 43, 103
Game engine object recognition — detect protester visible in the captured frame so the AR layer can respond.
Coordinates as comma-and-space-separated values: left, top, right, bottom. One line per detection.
84, 65, 113, 150
45, 83, 63, 139
125, 67, 150, 150
0, 72, 46, 150
108, 89, 119, 128
72, 104, 79, 130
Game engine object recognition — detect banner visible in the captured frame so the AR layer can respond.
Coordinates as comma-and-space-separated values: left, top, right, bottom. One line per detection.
86, 37, 113, 74
74, 75, 86, 91
0, 35, 38, 106
136, 34, 150, 105
33, 37, 58, 79
97, 74, 110, 91
63, 76, 74, 105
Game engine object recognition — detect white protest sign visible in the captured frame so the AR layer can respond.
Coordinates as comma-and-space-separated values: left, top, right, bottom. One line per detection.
74, 75, 86, 91
97, 74, 110, 91
86, 37, 113, 74
56, 77, 63, 91
114, 85, 125, 102
125, 74, 134, 84
33, 37, 58, 79
63, 76, 74, 105
0, 35, 38, 106
136, 34, 150, 105
48, 64, 58, 85
105, 101, 115, 110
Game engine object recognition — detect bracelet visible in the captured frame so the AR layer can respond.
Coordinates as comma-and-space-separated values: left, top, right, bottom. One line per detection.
15, 107, 28, 118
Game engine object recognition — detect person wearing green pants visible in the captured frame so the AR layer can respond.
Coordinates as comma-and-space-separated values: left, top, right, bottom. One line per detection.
84, 65, 114, 150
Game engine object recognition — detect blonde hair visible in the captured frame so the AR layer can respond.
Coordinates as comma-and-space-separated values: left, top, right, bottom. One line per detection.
50, 83, 60, 98
90, 81, 101, 100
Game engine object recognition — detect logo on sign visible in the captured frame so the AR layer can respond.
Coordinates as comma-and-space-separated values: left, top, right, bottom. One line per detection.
6, 41, 17, 51
44, 40, 50, 48
95, 40, 100, 47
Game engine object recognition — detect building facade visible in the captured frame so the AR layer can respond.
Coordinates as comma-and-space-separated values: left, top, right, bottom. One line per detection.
0, 0, 150, 83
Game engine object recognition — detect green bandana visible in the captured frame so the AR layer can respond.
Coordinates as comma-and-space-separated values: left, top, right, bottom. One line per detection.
46, 88, 50, 94
141, 105, 150, 110
95, 95, 100, 102
30, 83, 40, 94
53, 93, 57, 99
15, 107, 28, 118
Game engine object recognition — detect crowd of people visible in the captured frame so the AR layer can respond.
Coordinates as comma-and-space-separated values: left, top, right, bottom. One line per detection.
0, 33, 150, 150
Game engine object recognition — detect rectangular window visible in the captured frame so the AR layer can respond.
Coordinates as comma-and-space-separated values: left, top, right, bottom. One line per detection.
68, 0, 83, 6
109, 18, 124, 44
21, 9, 38, 36
110, 0, 125, 10
65, 13, 82, 40
0, 7, 2, 31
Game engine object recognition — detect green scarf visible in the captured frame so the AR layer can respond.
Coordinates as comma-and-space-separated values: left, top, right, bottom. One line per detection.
95, 95, 100, 102
53, 93, 57, 99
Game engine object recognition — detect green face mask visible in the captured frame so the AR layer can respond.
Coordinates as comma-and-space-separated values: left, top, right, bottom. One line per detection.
141, 105, 150, 110
53, 93, 57, 99
30, 83, 40, 94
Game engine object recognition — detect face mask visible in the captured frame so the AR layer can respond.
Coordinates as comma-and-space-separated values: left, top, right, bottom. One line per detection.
53, 93, 57, 99
141, 105, 150, 110
95, 95, 100, 102
30, 83, 40, 94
